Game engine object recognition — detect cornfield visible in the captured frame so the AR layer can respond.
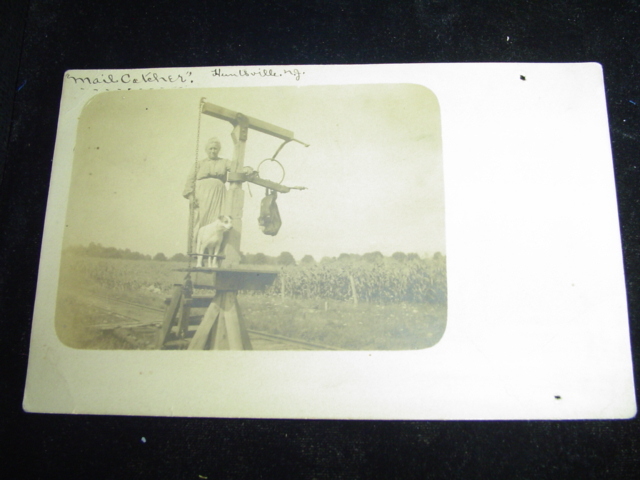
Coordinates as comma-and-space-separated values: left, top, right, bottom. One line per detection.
263, 258, 446, 305
60, 253, 447, 306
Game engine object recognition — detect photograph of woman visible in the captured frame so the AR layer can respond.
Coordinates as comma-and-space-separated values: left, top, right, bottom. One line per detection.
183, 137, 232, 253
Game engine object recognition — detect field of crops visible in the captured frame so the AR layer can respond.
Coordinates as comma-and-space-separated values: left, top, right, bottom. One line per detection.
269, 258, 446, 305
56, 252, 447, 350
58, 253, 184, 304
59, 252, 446, 305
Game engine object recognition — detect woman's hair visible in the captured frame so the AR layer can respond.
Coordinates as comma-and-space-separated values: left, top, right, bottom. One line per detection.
205, 137, 221, 149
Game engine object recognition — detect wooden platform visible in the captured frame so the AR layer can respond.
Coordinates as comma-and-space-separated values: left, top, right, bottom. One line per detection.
174, 267, 279, 291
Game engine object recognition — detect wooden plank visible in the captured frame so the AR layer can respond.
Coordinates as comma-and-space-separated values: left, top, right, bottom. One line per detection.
201, 102, 295, 141
178, 297, 192, 338
187, 297, 221, 350
173, 266, 280, 274
157, 285, 182, 348
213, 270, 278, 291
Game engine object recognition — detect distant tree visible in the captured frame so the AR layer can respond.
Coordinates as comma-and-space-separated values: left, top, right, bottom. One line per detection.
300, 254, 316, 265
433, 252, 443, 261
320, 256, 335, 264
104, 246, 121, 258
338, 253, 352, 262
87, 242, 102, 256
170, 253, 188, 262
407, 253, 420, 262
77, 243, 158, 261
253, 253, 268, 265
153, 252, 167, 261
363, 251, 384, 263
277, 251, 296, 266
123, 248, 143, 260
391, 252, 407, 262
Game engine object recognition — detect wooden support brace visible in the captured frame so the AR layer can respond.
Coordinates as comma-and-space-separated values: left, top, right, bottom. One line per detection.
157, 285, 182, 349
221, 292, 243, 350
211, 295, 229, 350
178, 297, 192, 339
188, 296, 221, 350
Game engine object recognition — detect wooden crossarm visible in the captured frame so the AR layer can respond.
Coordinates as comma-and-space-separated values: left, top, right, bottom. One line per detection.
201, 102, 295, 141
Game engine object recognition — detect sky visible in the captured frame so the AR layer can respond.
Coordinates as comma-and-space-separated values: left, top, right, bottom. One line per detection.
63, 84, 445, 260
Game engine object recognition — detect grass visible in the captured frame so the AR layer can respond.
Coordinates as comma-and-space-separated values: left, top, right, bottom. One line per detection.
56, 254, 447, 350
239, 296, 446, 350
55, 295, 135, 349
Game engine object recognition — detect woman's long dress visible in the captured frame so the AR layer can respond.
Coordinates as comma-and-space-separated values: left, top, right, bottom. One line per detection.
183, 158, 231, 249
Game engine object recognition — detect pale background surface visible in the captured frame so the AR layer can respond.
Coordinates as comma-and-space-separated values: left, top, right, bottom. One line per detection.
24, 63, 635, 420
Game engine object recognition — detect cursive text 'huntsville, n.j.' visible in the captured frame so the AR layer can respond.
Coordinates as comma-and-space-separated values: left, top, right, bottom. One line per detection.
211, 68, 304, 81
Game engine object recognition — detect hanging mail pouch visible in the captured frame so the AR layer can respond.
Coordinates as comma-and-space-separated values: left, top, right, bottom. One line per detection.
258, 190, 282, 236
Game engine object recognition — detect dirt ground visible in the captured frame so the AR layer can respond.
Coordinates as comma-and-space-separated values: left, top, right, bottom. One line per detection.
55, 256, 447, 350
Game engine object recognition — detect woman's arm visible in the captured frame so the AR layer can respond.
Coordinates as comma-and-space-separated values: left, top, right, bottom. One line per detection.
183, 163, 197, 198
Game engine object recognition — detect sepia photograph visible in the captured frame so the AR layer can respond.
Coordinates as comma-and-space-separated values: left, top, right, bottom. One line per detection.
55, 83, 446, 351
23, 64, 634, 420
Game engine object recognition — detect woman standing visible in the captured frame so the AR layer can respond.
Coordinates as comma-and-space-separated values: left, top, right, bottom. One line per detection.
183, 137, 232, 251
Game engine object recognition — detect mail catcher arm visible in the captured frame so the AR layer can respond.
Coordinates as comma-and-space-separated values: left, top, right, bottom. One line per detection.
201, 102, 309, 146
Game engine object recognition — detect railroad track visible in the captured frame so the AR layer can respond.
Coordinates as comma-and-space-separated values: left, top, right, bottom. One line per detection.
79, 291, 342, 351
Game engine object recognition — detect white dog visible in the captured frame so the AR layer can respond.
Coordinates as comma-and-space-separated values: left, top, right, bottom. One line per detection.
196, 215, 233, 267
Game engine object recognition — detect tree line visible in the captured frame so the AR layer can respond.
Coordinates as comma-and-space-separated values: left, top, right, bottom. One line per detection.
65, 243, 444, 266
64, 243, 179, 262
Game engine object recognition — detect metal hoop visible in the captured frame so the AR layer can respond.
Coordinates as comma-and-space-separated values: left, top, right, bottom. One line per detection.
257, 158, 286, 184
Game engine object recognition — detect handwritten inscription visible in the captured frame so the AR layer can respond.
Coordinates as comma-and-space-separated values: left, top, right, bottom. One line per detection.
65, 68, 306, 89
212, 68, 304, 81
66, 71, 193, 86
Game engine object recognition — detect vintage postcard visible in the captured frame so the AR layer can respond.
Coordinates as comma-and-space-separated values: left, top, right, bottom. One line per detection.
23, 63, 635, 419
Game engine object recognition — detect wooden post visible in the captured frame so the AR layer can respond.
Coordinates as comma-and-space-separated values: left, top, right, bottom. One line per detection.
280, 275, 286, 302
186, 290, 253, 350
223, 115, 248, 267
189, 113, 252, 351
183, 102, 305, 351
348, 274, 358, 306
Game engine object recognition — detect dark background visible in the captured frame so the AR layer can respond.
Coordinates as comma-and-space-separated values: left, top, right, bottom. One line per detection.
1, 0, 639, 478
